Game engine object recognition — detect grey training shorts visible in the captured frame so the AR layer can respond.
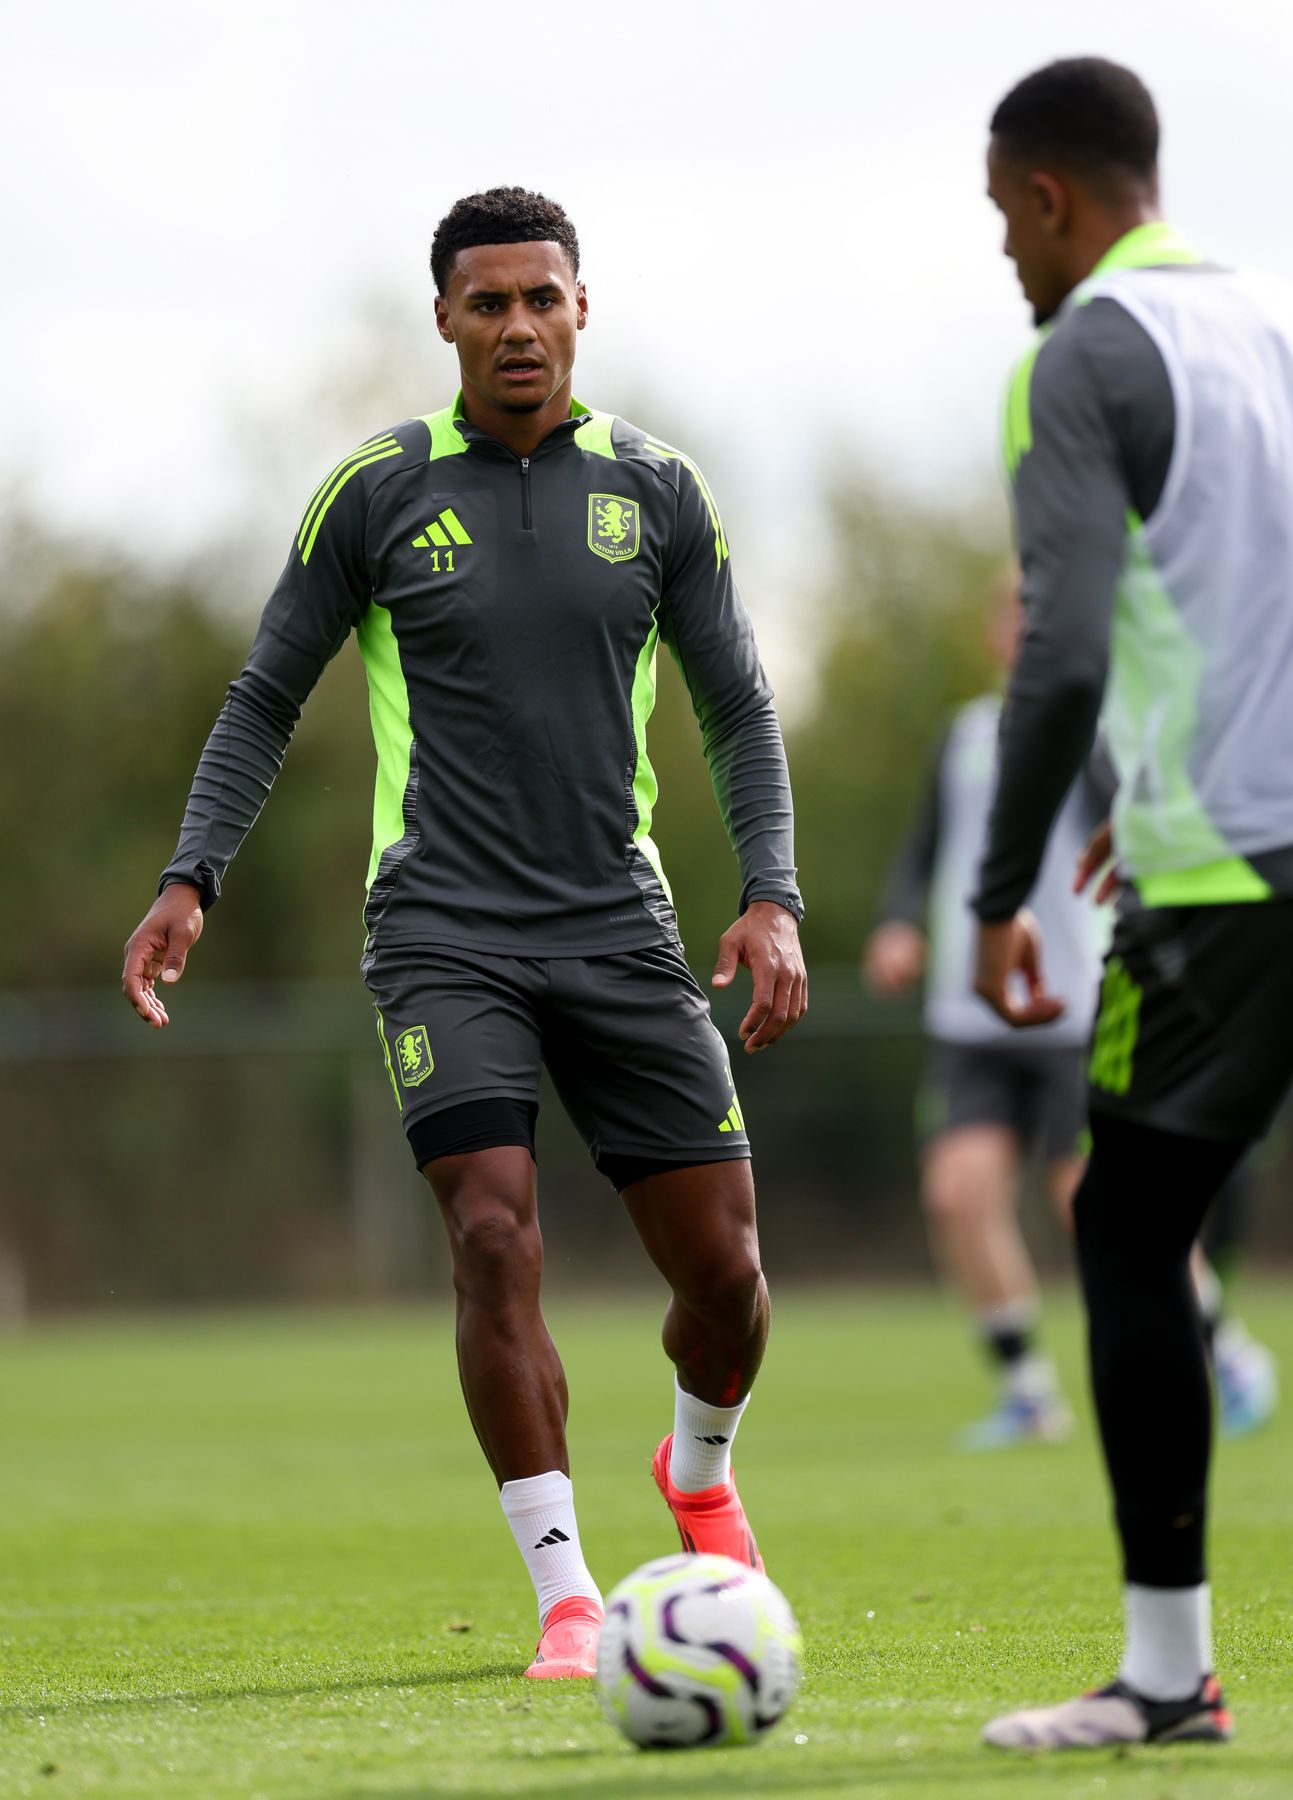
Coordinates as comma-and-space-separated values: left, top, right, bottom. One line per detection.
363, 940, 751, 1179
917, 1038, 1088, 1163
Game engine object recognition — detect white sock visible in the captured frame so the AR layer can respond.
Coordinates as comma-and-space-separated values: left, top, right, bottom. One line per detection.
1120, 1582, 1211, 1701
498, 1471, 601, 1630
668, 1376, 749, 1493
1194, 1259, 1224, 1326
1004, 1351, 1059, 1403
977, 1296, 1039, 1339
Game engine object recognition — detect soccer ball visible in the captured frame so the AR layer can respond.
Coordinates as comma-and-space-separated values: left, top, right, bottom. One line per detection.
596, 1552, 802, 1749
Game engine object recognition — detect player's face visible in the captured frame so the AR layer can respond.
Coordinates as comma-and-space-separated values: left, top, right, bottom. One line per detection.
436, 243, 587, 415
987, 140, 1073, 326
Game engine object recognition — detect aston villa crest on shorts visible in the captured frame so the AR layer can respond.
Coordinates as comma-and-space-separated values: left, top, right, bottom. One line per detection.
395, 1024, 435, 1088
587, 493, 640, 563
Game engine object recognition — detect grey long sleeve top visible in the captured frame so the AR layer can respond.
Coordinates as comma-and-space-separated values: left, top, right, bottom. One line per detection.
160, 399, 804, 961
974, 299, 1173, 920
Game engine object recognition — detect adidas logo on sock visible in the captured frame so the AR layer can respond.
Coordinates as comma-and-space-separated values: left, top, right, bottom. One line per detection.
694, 1433, 729, 1445
534, 1527, 570, 1550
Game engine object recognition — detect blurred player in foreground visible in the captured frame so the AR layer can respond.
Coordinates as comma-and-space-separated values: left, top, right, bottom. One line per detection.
864, 574, 1105, 1448
974, 58, 1293, 1750
122, 188, 806, 1680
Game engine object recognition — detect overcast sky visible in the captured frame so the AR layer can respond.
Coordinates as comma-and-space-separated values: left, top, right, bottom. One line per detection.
5, 0, 1293, 626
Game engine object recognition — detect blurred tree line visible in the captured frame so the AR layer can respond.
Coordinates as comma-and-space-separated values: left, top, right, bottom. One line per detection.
0, 475, 1004, 991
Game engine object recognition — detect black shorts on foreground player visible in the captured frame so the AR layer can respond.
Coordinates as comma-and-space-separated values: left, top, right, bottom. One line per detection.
122, 187, 807, 1681
971, 59, 1293, 1750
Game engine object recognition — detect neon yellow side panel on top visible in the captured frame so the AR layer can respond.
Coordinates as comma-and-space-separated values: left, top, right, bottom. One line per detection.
629, 611, 673, 905
1110, 513, 1270, 904
359, 406, 474, 901
356, 601, 413, 896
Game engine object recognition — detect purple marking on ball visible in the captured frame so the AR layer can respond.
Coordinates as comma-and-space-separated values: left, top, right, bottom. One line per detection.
692, 1695, 724, 1745
624, 1641, 676, 1699
662, 1582, 761, 1692
708, 1640, 760, 1691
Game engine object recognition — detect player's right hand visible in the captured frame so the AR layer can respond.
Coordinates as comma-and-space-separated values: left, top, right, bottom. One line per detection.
122, 884, 204, 1029
973, 911, 1066, 1029
862, 921, 925, 996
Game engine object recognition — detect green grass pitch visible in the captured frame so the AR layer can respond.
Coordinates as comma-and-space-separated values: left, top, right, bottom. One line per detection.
2, 1288, 1290, 1798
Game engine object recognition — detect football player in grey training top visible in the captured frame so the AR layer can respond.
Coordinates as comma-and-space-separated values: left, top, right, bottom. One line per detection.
974, 59, 1293, 1751
865, 572, 1105, 1448
122, 188, 806, 1682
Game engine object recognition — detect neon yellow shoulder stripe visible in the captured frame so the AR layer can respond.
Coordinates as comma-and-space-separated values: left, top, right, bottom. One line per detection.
299, 441, 402, 565
297, 431, 393, 543
642, 437, 729, 568
298, 436, 400, 554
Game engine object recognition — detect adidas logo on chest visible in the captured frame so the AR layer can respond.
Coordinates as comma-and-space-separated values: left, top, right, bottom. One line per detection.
411, 507, 472, 573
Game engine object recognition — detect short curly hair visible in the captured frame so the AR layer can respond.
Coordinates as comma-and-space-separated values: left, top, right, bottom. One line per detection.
430, 187, 580, 295
991, 58, 1159, 187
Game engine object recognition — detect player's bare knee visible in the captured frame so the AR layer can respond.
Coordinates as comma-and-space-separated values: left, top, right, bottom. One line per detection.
921, 1168, 977, 1227
450, 1202, 541, 1304
680, 1250, 765, 1336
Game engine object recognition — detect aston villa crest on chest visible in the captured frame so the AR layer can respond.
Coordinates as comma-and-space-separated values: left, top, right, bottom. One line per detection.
587, 493, 640, 563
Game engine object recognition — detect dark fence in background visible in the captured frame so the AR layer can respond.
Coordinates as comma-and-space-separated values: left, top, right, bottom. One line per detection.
1, 968, 1288, 1317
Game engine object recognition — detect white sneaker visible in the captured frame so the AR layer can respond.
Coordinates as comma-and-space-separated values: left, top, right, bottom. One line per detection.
957, 1389, 1073, 1451
983, 1676, 1233, 1751
1214, 1320, 1279, 1437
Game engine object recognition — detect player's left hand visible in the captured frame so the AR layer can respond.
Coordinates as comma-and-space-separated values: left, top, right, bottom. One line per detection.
973, 911, 1067, 1029
712, 902, 807, 1054
1074, 818, 1120, 904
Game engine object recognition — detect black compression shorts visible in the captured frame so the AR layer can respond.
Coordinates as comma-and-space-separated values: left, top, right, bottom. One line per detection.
364, 941, 751, 1186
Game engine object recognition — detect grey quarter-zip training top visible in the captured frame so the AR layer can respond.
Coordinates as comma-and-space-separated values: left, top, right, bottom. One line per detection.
160, 395, 804, 964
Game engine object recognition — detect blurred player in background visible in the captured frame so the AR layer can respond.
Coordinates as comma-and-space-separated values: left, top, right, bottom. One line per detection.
867, 578, 1276, 1446
974, 58, 1293, 1750
1193, 1172, 1278, 1437
121, 188, 806, 1681
864, 572, 1105, 1448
